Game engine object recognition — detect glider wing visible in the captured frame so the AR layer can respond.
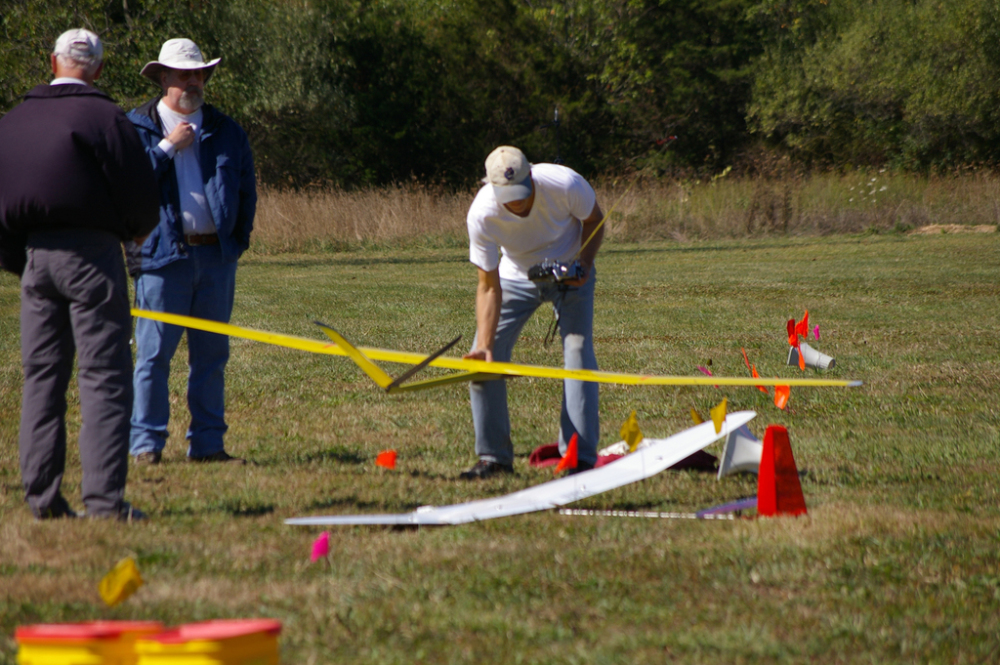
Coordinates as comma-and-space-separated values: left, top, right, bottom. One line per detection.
285, 410, 757, 526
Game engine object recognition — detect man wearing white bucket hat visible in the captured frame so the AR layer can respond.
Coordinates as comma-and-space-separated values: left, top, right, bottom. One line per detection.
460, 146, 605, 479
126, 38, 256, 466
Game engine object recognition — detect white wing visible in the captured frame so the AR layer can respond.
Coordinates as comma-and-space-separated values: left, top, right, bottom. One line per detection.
285, 411, 757, 527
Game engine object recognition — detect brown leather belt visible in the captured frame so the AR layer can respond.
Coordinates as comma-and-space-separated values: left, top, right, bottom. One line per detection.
185, 233, 219, 246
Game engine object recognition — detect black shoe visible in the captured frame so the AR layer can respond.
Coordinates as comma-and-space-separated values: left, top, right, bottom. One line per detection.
566, 460, 595, 476
459, 460, 514, 480
188, 450, 246, 465
135, 451, 162, 465
87, 501, 148, 523
35, 495, 78, 520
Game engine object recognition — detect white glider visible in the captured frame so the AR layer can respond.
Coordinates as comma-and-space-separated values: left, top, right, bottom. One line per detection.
285, 410, 756, 526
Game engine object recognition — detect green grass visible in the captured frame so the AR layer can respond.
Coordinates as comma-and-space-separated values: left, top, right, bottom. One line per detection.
1, 232, 998, 664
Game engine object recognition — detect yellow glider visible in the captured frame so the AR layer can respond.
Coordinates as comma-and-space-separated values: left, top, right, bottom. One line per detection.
131, 309, 862, 392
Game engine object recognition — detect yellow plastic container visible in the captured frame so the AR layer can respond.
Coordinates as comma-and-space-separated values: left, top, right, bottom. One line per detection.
16, 621, 164, 665
134, 619, 281, 665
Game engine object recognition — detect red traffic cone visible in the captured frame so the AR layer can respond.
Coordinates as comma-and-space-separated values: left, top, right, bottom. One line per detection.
757, 425, 807, 517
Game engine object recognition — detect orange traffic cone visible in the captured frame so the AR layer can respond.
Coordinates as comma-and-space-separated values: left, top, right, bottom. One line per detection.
756, 425, 807, 517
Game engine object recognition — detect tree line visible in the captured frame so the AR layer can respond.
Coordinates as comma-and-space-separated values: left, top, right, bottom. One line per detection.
3, 0, 999, 187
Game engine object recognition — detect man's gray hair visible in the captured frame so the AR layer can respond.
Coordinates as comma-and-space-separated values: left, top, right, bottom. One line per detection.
53, 29, 103, 76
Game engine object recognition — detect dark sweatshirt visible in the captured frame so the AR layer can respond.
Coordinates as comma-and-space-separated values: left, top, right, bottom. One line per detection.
0, 83, 158, 275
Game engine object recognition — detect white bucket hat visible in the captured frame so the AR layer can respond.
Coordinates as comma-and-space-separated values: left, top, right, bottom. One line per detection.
140, 38, 221, 85
484, 146, 533, 204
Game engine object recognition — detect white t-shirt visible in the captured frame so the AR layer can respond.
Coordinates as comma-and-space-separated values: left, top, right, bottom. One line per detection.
467, 163, 596, 280
156, 100, 216, 235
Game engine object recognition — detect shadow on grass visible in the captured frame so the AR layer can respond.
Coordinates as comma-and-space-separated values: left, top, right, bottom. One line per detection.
304, 495, 424, 513
159, 501, 276, 518
254, 447, 367, 467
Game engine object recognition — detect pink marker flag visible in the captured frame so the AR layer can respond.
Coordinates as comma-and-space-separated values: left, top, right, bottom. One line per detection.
697, 366, 718, 389
813, 325, 820, 340
310, 532, 330, 562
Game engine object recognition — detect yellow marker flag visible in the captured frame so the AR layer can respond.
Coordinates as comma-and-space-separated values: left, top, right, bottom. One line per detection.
710, 398, 728, 434
99, 557, 143, 607
690, 408, 704, 425
620, 410, 643, 453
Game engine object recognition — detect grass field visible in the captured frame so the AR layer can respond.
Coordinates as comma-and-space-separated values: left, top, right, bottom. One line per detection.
1, 230, 999, 663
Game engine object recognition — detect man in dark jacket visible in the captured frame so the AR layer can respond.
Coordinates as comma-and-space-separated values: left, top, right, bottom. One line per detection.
0, 29, 158, 520
126, 38, 256, 465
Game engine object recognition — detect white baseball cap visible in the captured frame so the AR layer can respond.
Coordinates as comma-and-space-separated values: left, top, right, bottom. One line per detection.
53, 29, 103, 63
485, 146, 533, 204
140, 38, 221, 84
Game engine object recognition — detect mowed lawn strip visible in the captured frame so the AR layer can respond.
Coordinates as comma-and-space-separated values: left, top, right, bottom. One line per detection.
1, 232, 998, 664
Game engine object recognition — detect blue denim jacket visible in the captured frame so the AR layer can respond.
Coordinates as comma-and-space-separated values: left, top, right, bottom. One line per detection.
124, 97, 256, 276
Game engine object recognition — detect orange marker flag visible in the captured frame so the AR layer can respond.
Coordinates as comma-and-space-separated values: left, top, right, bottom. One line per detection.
690, 408, 704, 425
774, 385, 790, 410
786, 318, 805, 371
710, 398, 728, 434
375, 450, 397, 469
620, 411, 643, 453
741, 347, 769, 394
554, 433, 579, 474
752, 365, 770, 394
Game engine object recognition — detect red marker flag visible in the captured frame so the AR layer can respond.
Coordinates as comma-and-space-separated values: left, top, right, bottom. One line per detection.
375, 450, 397, 469
794, 310, 809, 338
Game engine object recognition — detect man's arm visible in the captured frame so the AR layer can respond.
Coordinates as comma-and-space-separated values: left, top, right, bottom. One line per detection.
234, 128, 257, 253
104, 114, 159, 241
566, 201, 604, 286
463, 267, 502, 362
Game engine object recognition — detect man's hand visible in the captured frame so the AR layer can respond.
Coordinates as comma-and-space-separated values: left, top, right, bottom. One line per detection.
166, 122, 196, 150
562, 260, 592, 287
564, 201, 604, 287
463, 348, 494, 362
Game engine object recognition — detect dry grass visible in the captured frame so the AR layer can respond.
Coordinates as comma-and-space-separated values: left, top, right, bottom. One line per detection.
252, 173, 1000, 253
252, 184, 474, 252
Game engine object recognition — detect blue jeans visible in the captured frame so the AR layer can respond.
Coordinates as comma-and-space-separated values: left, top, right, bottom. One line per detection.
130, 245, 237, 458
470, 270, 600, 466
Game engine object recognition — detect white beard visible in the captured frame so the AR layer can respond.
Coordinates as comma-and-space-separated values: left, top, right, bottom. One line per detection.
178, 90, 204, 112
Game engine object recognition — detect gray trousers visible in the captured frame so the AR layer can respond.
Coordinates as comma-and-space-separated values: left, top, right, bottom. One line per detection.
470, 271, 600, 467
19, 230, 132, 518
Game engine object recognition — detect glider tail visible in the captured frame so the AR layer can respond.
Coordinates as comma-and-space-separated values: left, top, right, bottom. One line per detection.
314, 322, 496, 393
315, 322, 395, 390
